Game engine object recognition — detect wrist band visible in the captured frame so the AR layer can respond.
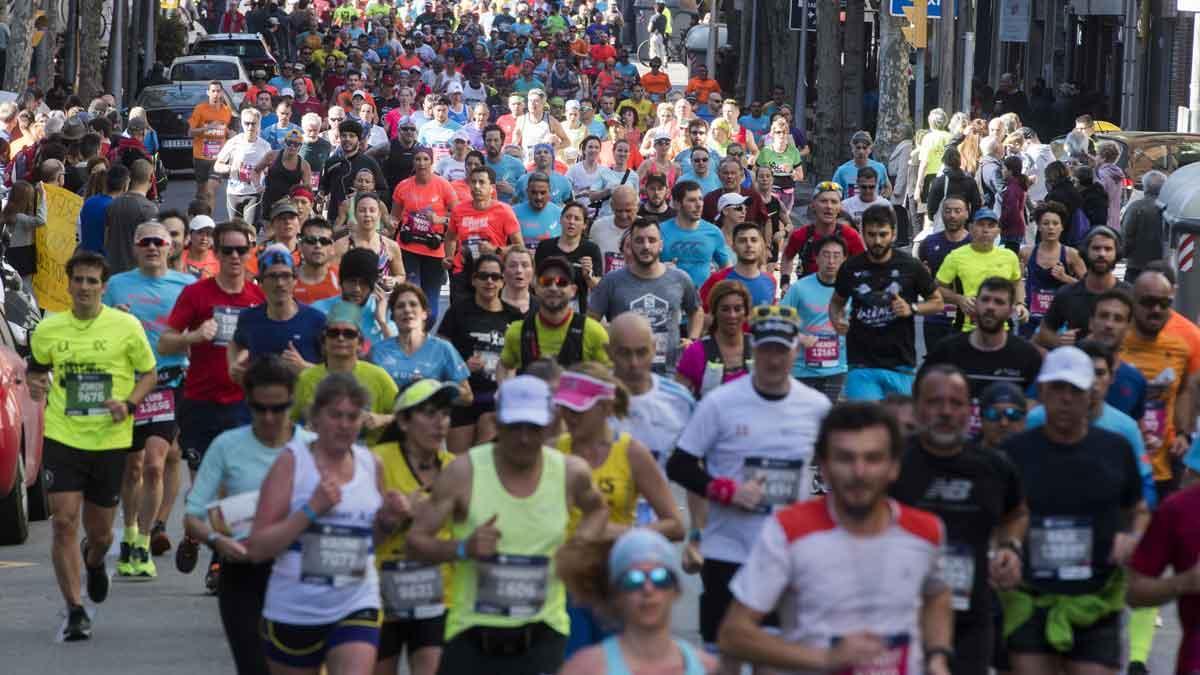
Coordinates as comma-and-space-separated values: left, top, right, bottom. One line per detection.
206, 531, 221, 546
456, 539, 468, 560
688, 529, 702, 543
705, 477, 737, 506
301, 504, 318, 522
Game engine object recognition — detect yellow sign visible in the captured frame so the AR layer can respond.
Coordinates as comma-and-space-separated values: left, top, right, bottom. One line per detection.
32, 184, 84, 313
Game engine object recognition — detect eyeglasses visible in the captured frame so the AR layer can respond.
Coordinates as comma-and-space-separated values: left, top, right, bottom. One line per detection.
249, 399, 293, 414
263, 271, 295, 282
857, 183, 877, 190
616, 566, 676, 593
982, 406, 1026, 423
475, 271, 503, 282
325, 328, 360, 340
219, 245, 252, 257
538, 274, 573, 288
1138, 296, 1172, 310
136, 237, 169, 248
301, 235, 334, 246
285, 141, 302, 148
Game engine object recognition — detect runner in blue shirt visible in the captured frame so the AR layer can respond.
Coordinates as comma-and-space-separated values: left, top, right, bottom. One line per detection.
659, 180, 732, 287
780, 234, 848, 402
512, 175, 563, 251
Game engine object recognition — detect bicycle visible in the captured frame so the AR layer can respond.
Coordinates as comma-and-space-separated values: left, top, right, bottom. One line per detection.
637, 10, 696, 66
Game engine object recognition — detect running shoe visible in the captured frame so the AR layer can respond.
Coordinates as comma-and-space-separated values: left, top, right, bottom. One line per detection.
149, 521, 171, 556
1128, 663, 1148, 675
176, 536, 200, 574
85, 558, 109, 603
116, 540, 135, 578
130, 547, 157, 580
62, 605, 92, 642
204, 561, 220, 595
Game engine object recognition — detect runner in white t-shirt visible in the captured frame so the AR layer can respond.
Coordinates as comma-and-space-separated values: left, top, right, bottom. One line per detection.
665, 304, 831, 671
214, 108, 272, 225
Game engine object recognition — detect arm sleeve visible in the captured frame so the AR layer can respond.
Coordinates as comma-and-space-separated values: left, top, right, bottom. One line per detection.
665, 448, 713, 496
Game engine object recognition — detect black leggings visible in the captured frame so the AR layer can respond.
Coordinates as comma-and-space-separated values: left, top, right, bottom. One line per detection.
218, 560, 273, 675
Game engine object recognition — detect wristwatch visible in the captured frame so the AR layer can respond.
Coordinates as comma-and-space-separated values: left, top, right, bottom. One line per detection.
924, 646, 954, 667
124, 399, 138, 416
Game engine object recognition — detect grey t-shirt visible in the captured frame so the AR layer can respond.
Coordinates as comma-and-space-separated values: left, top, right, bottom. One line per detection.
103, 192, 159, 274
589, 266, 699, 373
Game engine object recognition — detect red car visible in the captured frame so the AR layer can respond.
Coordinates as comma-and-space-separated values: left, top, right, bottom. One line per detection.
0, 306, 46, 545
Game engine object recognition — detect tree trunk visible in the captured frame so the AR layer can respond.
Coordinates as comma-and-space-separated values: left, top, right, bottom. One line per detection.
875, 13, 912, 164
813, 0, 844, 181
4, 1, 37, 92
748, 0, 800, 109
35, 0, 61, 90
843, 0, 865, 137
76, 0, 106, 102
939, 0, 957, 112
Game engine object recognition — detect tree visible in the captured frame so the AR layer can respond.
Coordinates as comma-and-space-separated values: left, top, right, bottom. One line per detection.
842, 0, 865, 138
812, 0, 844, 181
76, 0, 106, 102
35, 0, 61, 90
3, 1, 36, 92
874, 13, 912, 165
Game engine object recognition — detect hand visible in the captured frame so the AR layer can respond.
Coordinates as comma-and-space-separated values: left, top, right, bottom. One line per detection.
212, 535, 249, 562
989, 548, 1022, 590
1109, 531, 1139, 565
731, 476, 766, 512
104, 399, 129, 423
832, 315, 850, 335
192, 318, 219, 343
824, 633, 886, 671
363, 412, 393, 430
280, 341, 307, 370
466, 513, 501, 558
927, 653, 952, 675
442, 256, 455, 270
229, 350, 250, 383
579, 256, 593, 277
958, 296, 977, 318
679, 337, 694, 351
682, 541, 704, 574
891, 294, 913, 318
380, 489, 412, 524
308, 475, 343, 515
26, 371, 49, 402
1050, 261, 1072, 283
1058, 328, 1079, 347
1170, 434, 1192, 458
799, 333, 819, 349
1014, 303, 1030, 322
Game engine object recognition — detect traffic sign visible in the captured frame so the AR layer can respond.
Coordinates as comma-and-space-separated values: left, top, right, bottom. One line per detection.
900, 0, 927, 48
789, 0, 817, 31
890, 0, 953, 19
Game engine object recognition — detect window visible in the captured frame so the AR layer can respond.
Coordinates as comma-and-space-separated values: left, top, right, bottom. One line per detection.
171, 61, 240, 81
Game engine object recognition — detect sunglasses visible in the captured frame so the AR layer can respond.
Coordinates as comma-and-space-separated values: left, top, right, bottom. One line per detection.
982, 406, 1026, 422
325, 328, 360, 340
857, 183, 877, 190
301, 235, 334, 246
727, 151, 744, 158
1138, 296, 1172, 310
751, 305, 799, 320
538, 275, 572, 288
136, 237, 169, 248
475, 271, 503, 282
815, 181, 843, 196
219, 245, 252, 257
285, 141, 302, 148
263, 271, 295, 282
616, 566, 676, 593
249, 399, 293, 414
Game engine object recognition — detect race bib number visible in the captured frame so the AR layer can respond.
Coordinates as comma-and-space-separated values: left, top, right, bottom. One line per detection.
942, 303, 958, 320
1031, 290, 1055, 317
475, 554, 549, 617
206, 490, 259, 540
134, 387, 176, 426
1142, 399, 1168, 438
652, 331, 669, 365
1029, 516, 1093, 581
308, 171, 320, 190
213, 306, 243, 347
940, 543, 975, 611
237, 162, 256, 184
804, 334, 840, 368
300, 524, 371, 586
465, 236, 482, 259
411, 209, 435, 233
202, 140, 222, 159
833, 634, 910, 675
744, 456, 805, 513
64, 373, 113, 416
604, 251, 625, 273
381, 560, 444, 620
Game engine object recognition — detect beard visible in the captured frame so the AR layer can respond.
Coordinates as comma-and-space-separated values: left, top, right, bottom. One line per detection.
976, 312, 1006, 334
867, 244, 890, 259
1087, 257, 1113, 275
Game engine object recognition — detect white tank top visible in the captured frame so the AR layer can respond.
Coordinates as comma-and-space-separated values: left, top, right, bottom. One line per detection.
262, 438, 382, 625
519, 112, 553, 163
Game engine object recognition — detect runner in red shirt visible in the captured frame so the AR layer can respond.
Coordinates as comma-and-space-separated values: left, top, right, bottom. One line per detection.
443, 166, 525, 297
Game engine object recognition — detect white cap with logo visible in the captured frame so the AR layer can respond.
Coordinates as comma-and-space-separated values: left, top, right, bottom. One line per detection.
496, 375, 553, 427
1036, 346, 1095, 391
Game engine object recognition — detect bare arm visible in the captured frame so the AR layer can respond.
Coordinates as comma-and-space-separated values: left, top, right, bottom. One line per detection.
407, 456, 471, 564
566, 455, 609, 541
686, 304, 705, 341
719, 602, 873, 671
244, 451, 307, 562
920, 589, 955, 674
628, 441, 684, 541
829, 292, 849, 334
1128, 563, 1200, 607
914, 287, 944, 315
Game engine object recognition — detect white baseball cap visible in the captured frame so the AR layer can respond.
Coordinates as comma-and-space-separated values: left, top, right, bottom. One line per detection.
280, 87, 295, 97
188, 215, 216, 232
717, 192, 749, 211
1037, 346, 1095, 391
446, 81, 464, 94
496, 375, 553, 427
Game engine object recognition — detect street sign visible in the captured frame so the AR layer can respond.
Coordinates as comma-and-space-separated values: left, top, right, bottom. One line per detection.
901, 0, 928, 48
890, 0, 952, 19
789, 0, 817, 30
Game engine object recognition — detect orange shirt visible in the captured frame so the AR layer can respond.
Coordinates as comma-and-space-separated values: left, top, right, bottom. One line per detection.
685, 77, 722, 102
1121, 326, 1198, 481
1166, 310, 1200, 373
391, 175, 460, 258
448, 200, 520, 273
294, 266, 341, 305
183, 250, 220, 279
187, 102, 234, 161
641, 71, 671, 97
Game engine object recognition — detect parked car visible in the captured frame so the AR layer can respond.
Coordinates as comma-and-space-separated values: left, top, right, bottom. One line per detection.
169, 55, 251, 108
135, 82, 236, 174
190, 33, 278, 78
1051, 132, 1200, 205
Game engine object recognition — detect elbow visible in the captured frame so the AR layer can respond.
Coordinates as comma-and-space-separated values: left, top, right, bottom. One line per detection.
716, 616, 754, 662
243, 537, 272, 564
659, 514, 685, 542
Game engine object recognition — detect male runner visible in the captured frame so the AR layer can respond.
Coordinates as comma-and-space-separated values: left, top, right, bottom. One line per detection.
917, 194, 972, 350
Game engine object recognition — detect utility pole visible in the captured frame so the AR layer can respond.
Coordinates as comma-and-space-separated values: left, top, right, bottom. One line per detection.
938, 0, 955, 111
902, 0, 929, 127
705, 0, 718, 79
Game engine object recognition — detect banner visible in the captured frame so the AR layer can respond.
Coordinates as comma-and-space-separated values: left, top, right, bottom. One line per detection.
32, 184, 84, 313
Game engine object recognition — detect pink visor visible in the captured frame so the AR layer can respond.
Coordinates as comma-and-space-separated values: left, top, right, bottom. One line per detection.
553, 372, 616, 412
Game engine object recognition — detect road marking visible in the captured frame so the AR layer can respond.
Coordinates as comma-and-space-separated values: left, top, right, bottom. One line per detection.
0, 561, 37, 569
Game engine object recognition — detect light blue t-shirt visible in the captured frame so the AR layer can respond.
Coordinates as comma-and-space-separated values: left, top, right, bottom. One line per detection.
103, 269, 195, 384
830, 158, 892, 197
512, 201, 563, 251
781, 273, 847, 378
260, 122, 301, 150
1026, 403, 1157, 509
486, 154, 527, 203
678, 171, 721, 196
311, 294, 395, 354
368, 334, 470, 390
514, 171, 574, 205
184, 425, 315, 536
417, 119, 462, 151
659, 218, 732, 288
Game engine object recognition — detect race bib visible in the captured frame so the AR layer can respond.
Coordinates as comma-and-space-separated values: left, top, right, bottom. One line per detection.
308, 171, 320, 190
300, 524, 371, 586
1031, 290, 1055, 317
202, 140, 222, 159
134, 387, 176, 426
381, 560, 444, 620
809, 464, 829, 496
465, 236, 482, 259
744, 456, 805, 513
1142, 399, 1168, 438
968, 401, 981, 438
411, 209, 435, 234
1029, 516, 1093, 581
478, 351, 500, 379
833, 634, 910, 675
212, 306, 243, 347
940, 543, 975, 611
206, 490, 259, 540
804, 334, 840, 368
604, 251, 625, 273
64, 372, 113, 417
652, 331, 669, 365
475, 554, 549, 617
942, 303, 958, 320
237, 162, 256, 184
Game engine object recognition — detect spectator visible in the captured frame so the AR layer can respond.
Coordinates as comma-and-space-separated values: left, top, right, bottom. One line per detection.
1122, 170, 1168, 283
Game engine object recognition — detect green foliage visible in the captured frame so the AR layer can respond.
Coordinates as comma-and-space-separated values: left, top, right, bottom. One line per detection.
157, 12, 189, 65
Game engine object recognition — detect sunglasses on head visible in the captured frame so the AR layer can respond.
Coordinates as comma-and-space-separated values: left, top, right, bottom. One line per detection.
982, 406, 1026, 422
475, 271, 503, 282
538, 274, 572, 288
249, 399, 293, 414
219, 245, 251, 257
325, 327, 360, 340
301, 235, 334, 246
752, 305, 799, 320
616, 566, 676, 593
136, 237, 169, 248
1138, 296, 1172, 310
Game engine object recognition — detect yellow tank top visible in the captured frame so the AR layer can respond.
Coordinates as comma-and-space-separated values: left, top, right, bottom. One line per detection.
371, 441, 456, 612
555, 431, 637, 532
